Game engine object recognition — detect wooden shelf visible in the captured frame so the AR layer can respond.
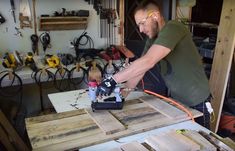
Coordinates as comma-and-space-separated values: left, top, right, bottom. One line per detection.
39, 17, 88, 31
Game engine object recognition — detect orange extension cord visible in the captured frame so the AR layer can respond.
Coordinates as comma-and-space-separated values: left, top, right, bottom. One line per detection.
142, 80, 195, 122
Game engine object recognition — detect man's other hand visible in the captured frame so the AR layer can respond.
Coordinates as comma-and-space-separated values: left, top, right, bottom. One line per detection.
96, 77, 117, 96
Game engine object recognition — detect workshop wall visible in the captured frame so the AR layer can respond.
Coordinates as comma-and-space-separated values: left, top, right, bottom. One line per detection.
0, 0, 112, 56
0, 0, 118, 117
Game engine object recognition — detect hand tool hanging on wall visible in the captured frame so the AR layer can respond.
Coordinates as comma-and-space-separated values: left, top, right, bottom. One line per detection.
19, 0, 32, 29
14, 27, 23, 37
10, 0, 16, 23
0, 13, 6, 25
30, 34, 39, 54
39, 32, 51, 53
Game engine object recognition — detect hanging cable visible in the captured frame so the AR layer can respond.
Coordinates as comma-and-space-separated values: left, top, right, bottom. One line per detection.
39, 32, 51, 53
0, 70, 23, 115
71, 31, 94, 61
31, 68, 54, 111
54, 67, 70, 91
69, 65, 86, 88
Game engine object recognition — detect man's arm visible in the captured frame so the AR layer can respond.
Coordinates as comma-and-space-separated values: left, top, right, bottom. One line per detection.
125, 72, 145, 89
113, 44, 171, 83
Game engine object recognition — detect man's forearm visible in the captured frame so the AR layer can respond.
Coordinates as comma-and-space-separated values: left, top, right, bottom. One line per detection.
125, 72, 145, 89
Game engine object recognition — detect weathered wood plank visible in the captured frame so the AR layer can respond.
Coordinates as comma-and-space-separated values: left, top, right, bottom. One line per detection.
140, 96, 187, 119
209, 0, 235, 132
145, 132, 196, 151
168, 130, 200, 150
181, 130, 216, 151
86, 109, 126, 135
120, 141, 148, 151
25, 109, 86, 125
112, 106, 162, 126
25, 97, 202, 151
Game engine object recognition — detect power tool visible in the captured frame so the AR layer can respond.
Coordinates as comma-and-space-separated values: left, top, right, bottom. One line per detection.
88, 81, 124, 111
45, 54, 60, 68
25, 52, 38, 71
2, 51, 23, 70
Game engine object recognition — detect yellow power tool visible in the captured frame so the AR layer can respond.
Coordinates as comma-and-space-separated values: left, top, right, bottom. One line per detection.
45, 54, 60, 68
2, 51, 23, 69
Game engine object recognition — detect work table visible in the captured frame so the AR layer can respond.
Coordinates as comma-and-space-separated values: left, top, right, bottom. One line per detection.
25, 93, 203, 151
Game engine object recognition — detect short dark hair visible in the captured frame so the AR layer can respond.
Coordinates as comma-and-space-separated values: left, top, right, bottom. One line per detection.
133, 0, 161, 16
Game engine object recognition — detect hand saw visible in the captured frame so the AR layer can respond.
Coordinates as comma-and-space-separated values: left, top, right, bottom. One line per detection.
19, 0, 32, 28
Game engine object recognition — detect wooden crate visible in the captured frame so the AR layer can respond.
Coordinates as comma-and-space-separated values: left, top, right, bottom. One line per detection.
39, 17, 88, 31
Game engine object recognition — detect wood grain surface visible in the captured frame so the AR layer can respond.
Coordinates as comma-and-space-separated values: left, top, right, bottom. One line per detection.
25, 96, 202, 151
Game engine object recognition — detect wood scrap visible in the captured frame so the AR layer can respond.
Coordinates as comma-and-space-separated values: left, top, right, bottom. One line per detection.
120, 141, 148, 151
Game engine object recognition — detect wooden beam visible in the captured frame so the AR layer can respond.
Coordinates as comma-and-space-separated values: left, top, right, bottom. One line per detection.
209, 0, 235, 132
119, 0, 124, 46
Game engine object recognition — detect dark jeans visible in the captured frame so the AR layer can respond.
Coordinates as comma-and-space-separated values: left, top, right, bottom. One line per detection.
191, 96, 212, 129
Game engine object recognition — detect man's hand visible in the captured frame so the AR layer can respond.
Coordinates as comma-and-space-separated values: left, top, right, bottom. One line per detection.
96, 76, 117, 96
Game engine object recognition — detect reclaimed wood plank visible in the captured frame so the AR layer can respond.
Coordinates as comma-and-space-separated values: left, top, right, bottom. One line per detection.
181, 130, 216, 151
140, 96, 187, 119
209, 0, 235, 132
25, 109, 86, 125
120, 141, 148, 151
145, 132, 193, 151
25, 98, 202, 151
85, 109, 126, 135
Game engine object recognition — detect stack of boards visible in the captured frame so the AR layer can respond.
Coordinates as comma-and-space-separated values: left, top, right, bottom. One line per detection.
109, 130, 215, 151
109, 129, 235, 151
26, 95, 204, 150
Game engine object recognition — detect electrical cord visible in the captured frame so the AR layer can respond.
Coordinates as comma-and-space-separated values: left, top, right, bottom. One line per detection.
71, 31, 94, 61
54, 67, 70, 91
69, 66, 86, 88
31, 67, 54, 111
0, 70, 23, 115
0, 70, 23, 97
141, 80, 195, 122
39, 32, 51, 53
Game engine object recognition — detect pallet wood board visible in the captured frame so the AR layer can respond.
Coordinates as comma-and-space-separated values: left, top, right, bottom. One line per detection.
181, 130, 216, 151
25, 96, 202, 151
145, 132, 200, 151
120, 141, 149, 151
209, 0, 235, 132
140, 96, 187, 119
85, 109, 126, 135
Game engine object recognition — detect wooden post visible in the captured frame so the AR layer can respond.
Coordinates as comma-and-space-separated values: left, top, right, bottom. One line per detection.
119, 0, 124, 46
32, 0, 38, 55
209, 0, 235, 132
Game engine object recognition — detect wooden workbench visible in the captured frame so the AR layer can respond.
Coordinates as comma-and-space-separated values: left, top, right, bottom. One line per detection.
25, 95, 202, 151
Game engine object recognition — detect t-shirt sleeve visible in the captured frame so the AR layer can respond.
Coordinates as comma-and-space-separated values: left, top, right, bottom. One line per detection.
154, 21, 188, 50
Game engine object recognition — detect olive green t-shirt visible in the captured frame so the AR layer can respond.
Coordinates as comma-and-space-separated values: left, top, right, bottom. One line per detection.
143, 20, 210, 106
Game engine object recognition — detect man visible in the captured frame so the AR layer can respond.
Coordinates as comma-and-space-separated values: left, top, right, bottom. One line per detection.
96, 0, 211, 128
